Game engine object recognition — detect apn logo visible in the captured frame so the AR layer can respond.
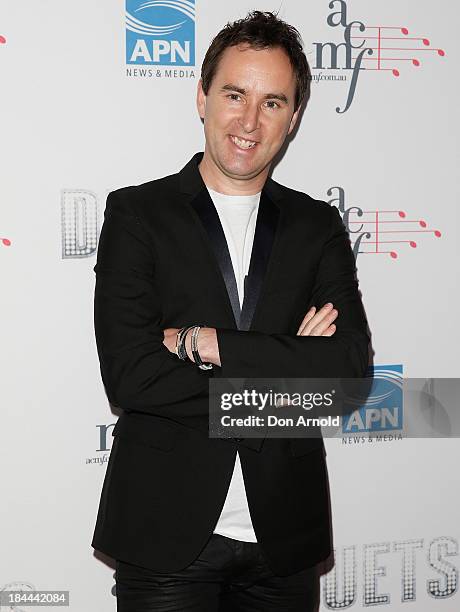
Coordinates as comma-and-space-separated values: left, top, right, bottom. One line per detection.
126, 0, 195, 66
342, 364, 403, 433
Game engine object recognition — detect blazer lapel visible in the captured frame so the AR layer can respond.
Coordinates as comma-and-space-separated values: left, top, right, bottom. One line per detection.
188, 189, 242, 328
179, 152, 283, 333
239, 190, 280, 331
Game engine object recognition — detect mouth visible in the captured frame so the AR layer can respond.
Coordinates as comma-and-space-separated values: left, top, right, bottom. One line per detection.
229, 135, 258, 150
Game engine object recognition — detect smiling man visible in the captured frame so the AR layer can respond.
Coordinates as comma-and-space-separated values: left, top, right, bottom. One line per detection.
197, 43, 300, 192
92, 10, 369, 612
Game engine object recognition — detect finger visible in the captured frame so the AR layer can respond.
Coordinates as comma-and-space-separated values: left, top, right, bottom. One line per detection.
309, 310, 338, 336
299, 303, 334, 336
321, 324, 336, 337
297, 307, 316, 335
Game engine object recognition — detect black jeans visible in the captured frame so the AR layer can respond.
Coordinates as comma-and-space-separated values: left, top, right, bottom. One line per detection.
115, 533, 320, 611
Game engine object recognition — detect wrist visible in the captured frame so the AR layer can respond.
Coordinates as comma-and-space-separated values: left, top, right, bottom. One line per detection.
198, 327, 219, 365
177, 325, 219, 367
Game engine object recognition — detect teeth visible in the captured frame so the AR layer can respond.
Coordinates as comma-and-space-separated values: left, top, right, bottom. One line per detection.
231, 135, 257, 149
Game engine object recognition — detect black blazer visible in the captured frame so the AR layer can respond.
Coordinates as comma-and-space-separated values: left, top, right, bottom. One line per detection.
91, 151, 369, 576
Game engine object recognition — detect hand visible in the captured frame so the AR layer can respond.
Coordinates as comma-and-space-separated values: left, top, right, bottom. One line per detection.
296, 303, 338, 337
273, 304, 338, 409
163, 327, 193, 360
163, 327, 179, 354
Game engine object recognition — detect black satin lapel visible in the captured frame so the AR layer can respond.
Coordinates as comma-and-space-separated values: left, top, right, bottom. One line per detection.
239, 191, 280, 331
189, 189, 241, 328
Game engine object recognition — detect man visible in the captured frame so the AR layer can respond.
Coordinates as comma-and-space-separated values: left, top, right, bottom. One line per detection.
91, 10, 369, 611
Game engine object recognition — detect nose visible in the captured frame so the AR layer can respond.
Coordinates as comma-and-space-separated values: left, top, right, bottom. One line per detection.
238, 101, 260, 134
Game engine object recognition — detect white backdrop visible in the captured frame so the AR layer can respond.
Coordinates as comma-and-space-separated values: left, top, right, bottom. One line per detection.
1, 0, 458, 610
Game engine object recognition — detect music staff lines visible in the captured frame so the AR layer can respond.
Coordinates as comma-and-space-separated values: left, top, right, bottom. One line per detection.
349, 25, 445, 75
346, 209, 441, 258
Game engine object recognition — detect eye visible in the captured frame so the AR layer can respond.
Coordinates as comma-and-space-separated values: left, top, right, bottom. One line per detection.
227, 93, 242, 101
264, 100, 281, 109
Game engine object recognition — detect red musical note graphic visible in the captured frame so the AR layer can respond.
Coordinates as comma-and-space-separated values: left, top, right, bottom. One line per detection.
351, 25, 445, 76
348, 209, 441, 259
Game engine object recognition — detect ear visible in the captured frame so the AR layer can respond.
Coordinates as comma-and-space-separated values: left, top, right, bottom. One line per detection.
287, 106, 301, 136
197, 79, 206, 120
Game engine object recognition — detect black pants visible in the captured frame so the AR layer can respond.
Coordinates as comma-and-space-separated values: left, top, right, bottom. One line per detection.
115, 533, 320, 611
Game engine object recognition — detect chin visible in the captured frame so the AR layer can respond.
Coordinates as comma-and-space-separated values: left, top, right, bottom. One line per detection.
223, 165, 259, 180
220, 157, 259, 177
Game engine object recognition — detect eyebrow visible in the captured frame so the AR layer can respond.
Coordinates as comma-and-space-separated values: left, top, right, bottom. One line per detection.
220, 83, 289, 104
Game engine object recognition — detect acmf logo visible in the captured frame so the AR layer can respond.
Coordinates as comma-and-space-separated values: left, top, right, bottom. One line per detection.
342, 365, 403, 433
312, 0, 445, 113
126, 0, 195, 66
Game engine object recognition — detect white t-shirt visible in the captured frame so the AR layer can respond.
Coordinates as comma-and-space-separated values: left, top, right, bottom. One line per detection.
207, 187, 260, 542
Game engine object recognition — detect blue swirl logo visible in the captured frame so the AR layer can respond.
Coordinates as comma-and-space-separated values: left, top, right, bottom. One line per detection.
126, 0, 195, 65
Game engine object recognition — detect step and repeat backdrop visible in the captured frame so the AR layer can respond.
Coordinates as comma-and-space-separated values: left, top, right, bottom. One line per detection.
1, 1, 458, 610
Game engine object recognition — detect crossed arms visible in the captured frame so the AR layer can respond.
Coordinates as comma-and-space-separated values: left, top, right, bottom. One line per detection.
163, 302, 340, 367
94, 190, 370, 419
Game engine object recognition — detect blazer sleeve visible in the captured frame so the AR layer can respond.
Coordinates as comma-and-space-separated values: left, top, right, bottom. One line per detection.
216, 205, 370, 378
93, 190, 211, 416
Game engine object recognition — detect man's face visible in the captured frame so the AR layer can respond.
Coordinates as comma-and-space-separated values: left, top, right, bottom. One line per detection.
197, 44, 300, 183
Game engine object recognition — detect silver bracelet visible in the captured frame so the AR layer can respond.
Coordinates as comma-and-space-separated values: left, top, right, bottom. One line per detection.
176, 325, 195, 361
191, 325, 213, 370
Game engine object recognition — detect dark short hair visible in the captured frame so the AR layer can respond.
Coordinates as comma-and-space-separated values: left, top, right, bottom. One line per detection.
201, 11, 311, 111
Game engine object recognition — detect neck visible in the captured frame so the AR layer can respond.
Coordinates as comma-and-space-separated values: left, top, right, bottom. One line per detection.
198, 150, 268, 195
